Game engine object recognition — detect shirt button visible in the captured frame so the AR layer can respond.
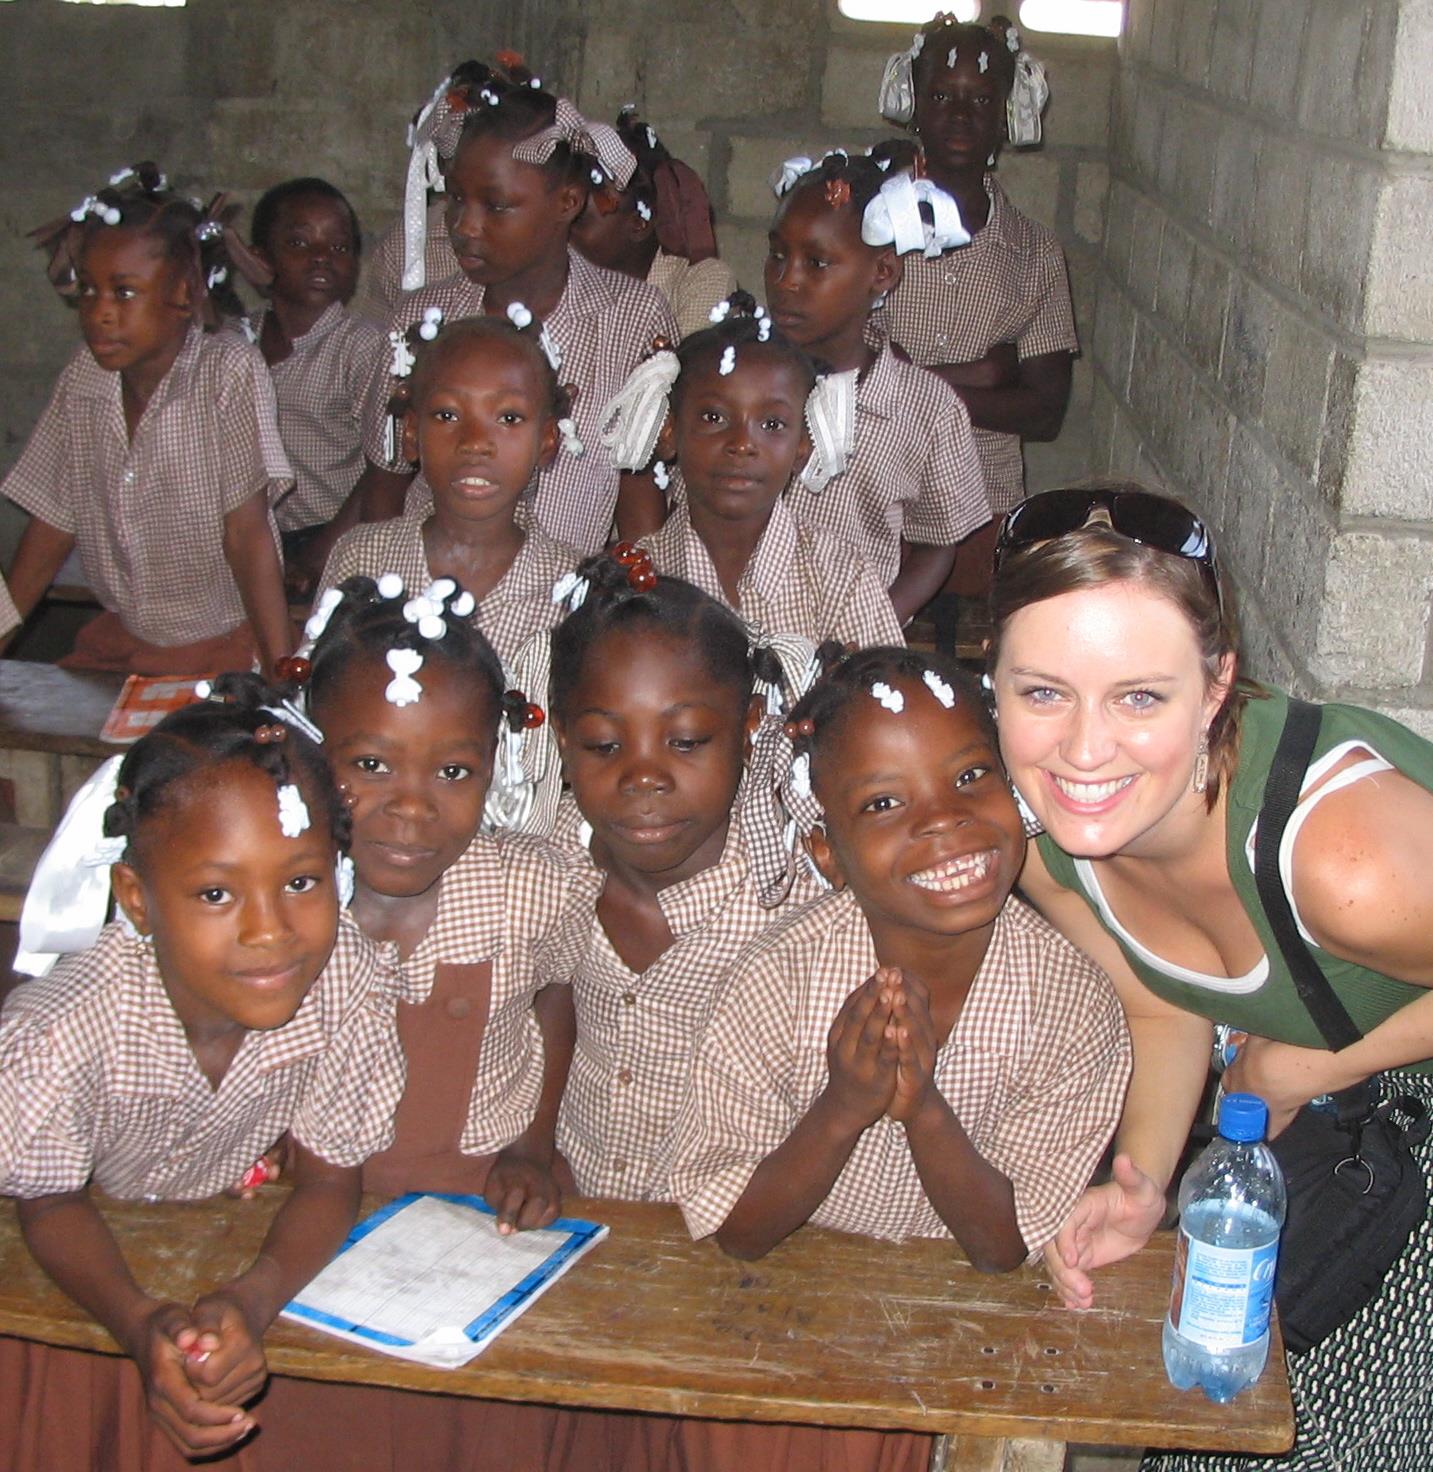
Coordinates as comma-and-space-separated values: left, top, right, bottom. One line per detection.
616, 1067, 633, 1085
122, 469, 136, 484
446, 997, 471, 1020
621, 992, 636, 1007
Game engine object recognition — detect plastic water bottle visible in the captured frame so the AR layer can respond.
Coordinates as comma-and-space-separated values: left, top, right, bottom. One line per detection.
1163, 1093, 1287, 1403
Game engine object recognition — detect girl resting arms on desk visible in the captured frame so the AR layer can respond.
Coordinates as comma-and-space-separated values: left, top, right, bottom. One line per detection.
0, 678, 403, 1462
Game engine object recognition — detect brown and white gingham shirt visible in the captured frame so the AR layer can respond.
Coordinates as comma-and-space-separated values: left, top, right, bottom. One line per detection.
670, 889, 1130, 1252
2, 329, 290, 646
353, 202, 459, 327
395, 831, 590, 1154
876, 176, 1078, 512
550, 801, 807, 1201
363, 249, 678, 553
646, 249, 738, 341
640, 496, 903, 650
0, 915, 405, 1201
318, 480, 581, 669
0, 576, 19, 640
241, 303, 391, 531
787, 341, 990, 586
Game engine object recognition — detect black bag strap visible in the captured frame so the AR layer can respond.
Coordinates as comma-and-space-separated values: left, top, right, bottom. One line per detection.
1253, 697, 1364, 1053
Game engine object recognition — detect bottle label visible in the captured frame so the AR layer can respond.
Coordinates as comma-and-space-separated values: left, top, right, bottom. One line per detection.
1169, 1228, 1278, 1351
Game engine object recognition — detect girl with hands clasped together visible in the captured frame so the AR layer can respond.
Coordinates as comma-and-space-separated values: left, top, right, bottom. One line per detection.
672, 647, 1130, 1266
0, 677, 403, 1464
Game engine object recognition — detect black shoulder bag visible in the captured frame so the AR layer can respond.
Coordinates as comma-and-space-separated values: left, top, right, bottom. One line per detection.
1251, 697, 1430, 1354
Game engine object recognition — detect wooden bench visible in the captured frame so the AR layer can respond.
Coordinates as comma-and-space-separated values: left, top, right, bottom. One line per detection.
0, 1192, 1294, 1471
0, 660, 123, 828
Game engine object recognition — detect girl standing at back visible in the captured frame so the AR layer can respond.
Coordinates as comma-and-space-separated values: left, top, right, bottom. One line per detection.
0, 677, 403, 1468
353, 67, 678, 553
604, 293, 901, 649
877, 14, 1076, 600
319, 313, 581, 669
766, 149, 988, 624
572, 108, 737, 339
4, 164, 294, 676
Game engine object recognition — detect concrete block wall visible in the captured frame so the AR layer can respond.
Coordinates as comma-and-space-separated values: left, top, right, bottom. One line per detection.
1088, 0, 1433, 731
565, 6, 1116, 493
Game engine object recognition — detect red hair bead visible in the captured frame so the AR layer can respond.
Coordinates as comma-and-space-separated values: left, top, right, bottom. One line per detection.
274, 654, 312, 685
825, 178, 851, 208
629, 566, 657, 592
523, 703, 546, 729
612, 541, 641, 566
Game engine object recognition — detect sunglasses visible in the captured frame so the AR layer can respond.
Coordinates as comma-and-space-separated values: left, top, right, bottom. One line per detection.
994, 488, 1222, 603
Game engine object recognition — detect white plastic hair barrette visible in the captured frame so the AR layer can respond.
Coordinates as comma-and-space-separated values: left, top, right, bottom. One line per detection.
71, 195, 121, 226
871, 681, 905, 713
719, 345, 737, 376
1006, 25, 1021, 51
979, 50, 989, 72
207, 265, 228, 289
538, 325, 563, 374
709, 299, 733, 324
790, 751, 813, 801
755, 308, 772, 343
559, 416, 585, 457
276, 783, 311, 838
645, 124, 658, 149
590, 167, 606, 186
552, 570, 591, 612
451, 590, 476, 617
195, 219, 224, 243
426, 576, 456, 602
948, 46, 958, 67
417, 305, 443, 341
922, 669, 956, 709
635, 199, 652, 221
263, 700, 325, 745
402, 595, 446, 641
108, 166, 136, 188
388, 330, 416, 379
653, 459, 671, 490
507, 301, 534, 329
335, 854, 356, 907
385, 647, 425, 707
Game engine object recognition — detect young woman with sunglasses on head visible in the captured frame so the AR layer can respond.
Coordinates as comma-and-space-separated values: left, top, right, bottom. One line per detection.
986, 483, 1433, 1472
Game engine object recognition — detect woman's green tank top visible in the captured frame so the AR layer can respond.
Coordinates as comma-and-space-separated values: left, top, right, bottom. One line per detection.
1036, 687, 1433, 1073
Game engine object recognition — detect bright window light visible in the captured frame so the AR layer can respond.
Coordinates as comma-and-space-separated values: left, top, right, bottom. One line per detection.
1018, 0, 1122, 37
838, 0, 978, 22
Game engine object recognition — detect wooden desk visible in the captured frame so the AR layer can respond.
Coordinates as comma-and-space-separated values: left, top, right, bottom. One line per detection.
0, 660, 123, 827
0, 1193, 1294, 1470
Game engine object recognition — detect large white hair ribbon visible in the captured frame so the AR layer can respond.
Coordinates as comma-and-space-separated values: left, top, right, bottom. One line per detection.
402, 72, 455, 292
861, 174, 969, 258
15, 756, 128, 977
801, 369, 858, 493
600, 350, 681, 471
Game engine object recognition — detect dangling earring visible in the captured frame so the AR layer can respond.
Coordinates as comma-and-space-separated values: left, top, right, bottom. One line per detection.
1191, 734, 1210, 794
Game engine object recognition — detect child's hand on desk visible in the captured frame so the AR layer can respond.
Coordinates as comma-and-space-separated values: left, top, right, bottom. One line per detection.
484, 1146, 563, 1235
177, 1288, 269, 1415
885, 972, 939, 1124
124, 1298, 256, 1455
824, 968, 900, 1131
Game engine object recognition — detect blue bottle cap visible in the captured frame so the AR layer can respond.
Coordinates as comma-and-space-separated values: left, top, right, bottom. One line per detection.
1218, 1092, 1268, 1142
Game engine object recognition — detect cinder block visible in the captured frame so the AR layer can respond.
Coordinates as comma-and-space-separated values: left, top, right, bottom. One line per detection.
1075, 161, 1109, 245
821, 42, 886, 130
1092, 275, 1137, 398
1386, 0, 1433, 150
1332, 357, 1433, 522
1221, 423, 1279, 594
1251, 0, 1308, 118
1374, 704, 1433, 743
1314, 532, 1433, 689
1208, 117, 1259, 252
1260, 481, 1332, 665
1132, 81, 1164, 185
1296, 0, 1376, 142
1315, 352, 1360, 513
1301, 154, 1376, 333
999, 155, 1062, 233
1250, 136, 1310, 294
1175, 0, 1217, 89
1148, 0, 1180, 71
1127, 196, 1165, 311
1237, 597, 1298, 692
1219, 276, 1276, 422
1172, 106, 1218, 227
725, 135, 824, 221
1366, 174, 1433, 343
717, 220, 770, 302
1108, 400, 1144, 482
577, 31, 642, 120
1170, 378, 1233, 515
645, 15, 820, 125
1184, 250, 1230, 377
1208, 0, 1257, 104
1154, 221, 1193, 331
1088, 375, 1118, 473
1101, 178, 1139, 284
1261, 310, 1332, 481
1044, 53, 1114, 150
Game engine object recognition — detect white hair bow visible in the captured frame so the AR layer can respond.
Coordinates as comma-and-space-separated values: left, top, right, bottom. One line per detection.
801, 370, 858, 494
600, 350, 680, 471
861, 174, 969, 259
771, 156, 816, 197
385, 647, 425, 707
402, 72, 454, 291
15, 756, 129, 977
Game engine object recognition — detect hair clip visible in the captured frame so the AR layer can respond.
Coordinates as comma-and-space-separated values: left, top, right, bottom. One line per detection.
552, 569, 590, 611
718, 345, 737, 376
635, 199, 652, 221
652, 459, 670, 490
645, 124, 659, 149
385, 647, 424, 706
709, 299, 733, 324
451, 590, 476, 617
1007, 25, 1021, 52
947, 46, 959, 68
870, 681, 904, 713
922, 669, 956, 709
206, 265, 228, 290
276, 783, 311, 837
558, 416, 585, 457
263, 698, 324, 744
388, 330, 416, 379
978, 50, 989, 73
417, 305, 443, 341
790, 751, 813, 801
537, 324, 563, 373
755, 308, 772, 343
254, 723, 288, 744
108, 166, 137, 188
71, 194, 122, 226
590, 167, 606, 186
